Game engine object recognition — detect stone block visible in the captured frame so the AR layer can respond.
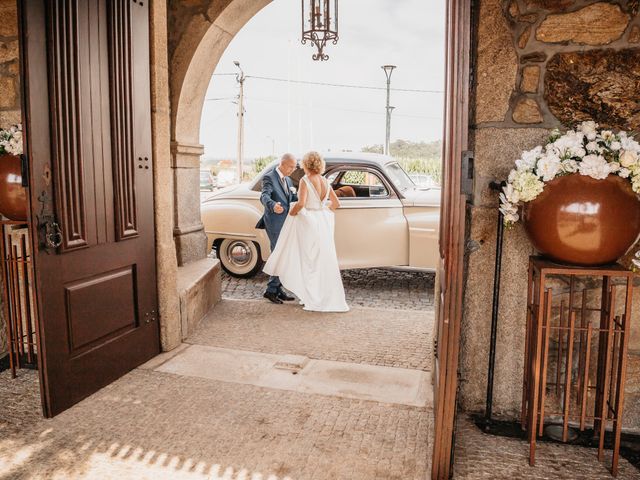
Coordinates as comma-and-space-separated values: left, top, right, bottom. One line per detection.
0, 40, 18, 64
175, 228, 208, 266
0, 77, 16, 109
512, 97, 543, 124
0, 0, 18, 38
521, 52, 547, 63
536, 3, 630, 46
518, 25, 531, 49
475, 0, 518, 124
524, 0, 574, 12
459, 205, 535, 415
472, 127, 551, 208
0, 109, 20, 126
177, 257, 222, 340
545, 49, 640, 132
520, 65, 540, 93
629, 24, 640, 44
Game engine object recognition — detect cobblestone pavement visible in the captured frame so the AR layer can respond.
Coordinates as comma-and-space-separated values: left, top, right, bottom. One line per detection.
0, 369, 41, 436
453, 415, 638, 479
221, 268, 435, 311
0, 369, 432, 480
188, 300, 434, 371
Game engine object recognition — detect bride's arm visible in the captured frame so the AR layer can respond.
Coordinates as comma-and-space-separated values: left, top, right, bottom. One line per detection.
328, 187, 341, 211
289, 180, 307, 216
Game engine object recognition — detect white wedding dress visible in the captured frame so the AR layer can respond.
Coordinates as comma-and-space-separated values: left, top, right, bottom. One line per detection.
263, 176, 349, 312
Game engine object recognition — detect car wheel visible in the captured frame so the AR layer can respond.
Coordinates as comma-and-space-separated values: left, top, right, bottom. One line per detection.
216, 238, 264, 278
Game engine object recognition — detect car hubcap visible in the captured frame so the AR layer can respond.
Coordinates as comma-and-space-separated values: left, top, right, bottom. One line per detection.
226, 241, 253, 268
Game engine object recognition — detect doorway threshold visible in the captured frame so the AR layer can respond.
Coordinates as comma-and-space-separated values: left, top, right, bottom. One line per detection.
141, 344, 432, 408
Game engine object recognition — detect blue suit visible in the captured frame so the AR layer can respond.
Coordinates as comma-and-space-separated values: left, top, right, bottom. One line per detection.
256, 168, 298, 294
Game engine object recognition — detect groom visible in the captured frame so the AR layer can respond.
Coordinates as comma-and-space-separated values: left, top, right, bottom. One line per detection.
256, 153, 298, 304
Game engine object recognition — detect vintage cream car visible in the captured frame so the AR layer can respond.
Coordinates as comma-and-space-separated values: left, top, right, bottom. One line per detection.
201, 153, 440, 277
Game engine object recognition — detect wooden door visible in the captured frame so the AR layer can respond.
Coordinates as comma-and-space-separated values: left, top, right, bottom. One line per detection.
431, 0, 471, 478
21, 0, 160, 417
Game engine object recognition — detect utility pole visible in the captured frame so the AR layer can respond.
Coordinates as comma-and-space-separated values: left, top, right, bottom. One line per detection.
382, 65, 396, 156
234, 61, 245, 184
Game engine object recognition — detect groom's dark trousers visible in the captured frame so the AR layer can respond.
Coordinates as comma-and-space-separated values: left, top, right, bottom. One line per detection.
256, 168, 298, 294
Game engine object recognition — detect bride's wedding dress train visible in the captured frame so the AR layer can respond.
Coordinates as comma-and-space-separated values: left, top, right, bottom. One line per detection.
263, 176, 349, 312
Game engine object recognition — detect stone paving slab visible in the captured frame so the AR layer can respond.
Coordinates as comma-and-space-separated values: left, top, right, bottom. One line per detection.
221, 268, 435, 311
188, 299, 434, 371
0, 369, 432, 480
453, 415, 639, 479
153, 344, 432, 407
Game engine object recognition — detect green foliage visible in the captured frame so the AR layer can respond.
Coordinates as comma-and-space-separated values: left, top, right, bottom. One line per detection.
361, 139, 442, 185
253, 155, 276, 176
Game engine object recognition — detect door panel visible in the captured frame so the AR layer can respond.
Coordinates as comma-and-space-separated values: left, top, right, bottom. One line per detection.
23, 0, 160, 417
334, 199, 408, 269
432, 0, 471, 478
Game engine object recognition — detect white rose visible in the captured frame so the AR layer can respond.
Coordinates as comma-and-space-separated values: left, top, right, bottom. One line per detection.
561, 159, 579, 173
601, 130, 615, 142
569, 146, 586, 158
579, 154, 610, 180
586, 141, 599, 152
609, 162, 620, 173
619, 168, 631, 178
621, 136, 640, 153
579, 121, 598, 140
620, 150, 639, 168
536, 154, 561, 181
611, 141, 621, 151
516, 145, 542, 171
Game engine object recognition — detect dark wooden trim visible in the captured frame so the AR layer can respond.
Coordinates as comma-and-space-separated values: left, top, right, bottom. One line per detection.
20, 0, 53, 418
108, 0, 138, 240
432, 0, 472, 478
48, 0, 88, 250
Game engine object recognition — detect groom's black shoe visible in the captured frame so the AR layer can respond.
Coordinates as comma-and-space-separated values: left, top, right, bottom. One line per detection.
264, 291, 283, 304
278, 291, 295, 301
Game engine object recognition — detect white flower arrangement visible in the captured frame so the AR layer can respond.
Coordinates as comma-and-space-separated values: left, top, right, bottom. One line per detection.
500, 121, 640, 226
0, 124, 23, 156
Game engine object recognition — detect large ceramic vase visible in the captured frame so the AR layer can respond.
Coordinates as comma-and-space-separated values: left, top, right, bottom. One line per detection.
522, 174, 640, 266
0, 153, 27, 221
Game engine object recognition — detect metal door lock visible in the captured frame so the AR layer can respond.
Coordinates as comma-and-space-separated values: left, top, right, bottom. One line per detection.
45, 222, 63, 248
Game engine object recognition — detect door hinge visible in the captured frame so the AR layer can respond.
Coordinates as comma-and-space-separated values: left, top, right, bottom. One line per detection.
461, 150, 474, 200
20, 153, 29, 187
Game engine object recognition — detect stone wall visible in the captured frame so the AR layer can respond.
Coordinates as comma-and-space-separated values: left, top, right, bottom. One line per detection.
0, 0, 20, 357
461, 0, 640, 430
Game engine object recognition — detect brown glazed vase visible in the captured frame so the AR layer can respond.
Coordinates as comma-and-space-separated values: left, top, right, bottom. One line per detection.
0, 153, 27, 221
522, 174, 640, 266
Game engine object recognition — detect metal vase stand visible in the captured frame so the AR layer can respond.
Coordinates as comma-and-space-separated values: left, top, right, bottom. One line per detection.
0, 220, 38, 376
477, 182, 640, 475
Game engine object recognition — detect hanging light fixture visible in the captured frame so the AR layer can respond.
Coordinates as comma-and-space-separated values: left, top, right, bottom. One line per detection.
301, 0, 338, 61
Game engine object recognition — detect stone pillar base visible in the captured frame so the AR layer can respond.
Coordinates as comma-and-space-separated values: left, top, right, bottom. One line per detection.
174, 225, 208, 266
177, 257, 221, 340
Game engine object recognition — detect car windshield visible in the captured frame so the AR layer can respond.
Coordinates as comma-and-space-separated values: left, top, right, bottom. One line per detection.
384, 163, 414, 192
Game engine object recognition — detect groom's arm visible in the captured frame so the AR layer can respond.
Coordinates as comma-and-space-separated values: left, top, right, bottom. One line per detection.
260, 174, 278, 213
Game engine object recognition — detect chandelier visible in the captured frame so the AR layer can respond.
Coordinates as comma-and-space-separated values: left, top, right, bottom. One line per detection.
301, 0, 339, 61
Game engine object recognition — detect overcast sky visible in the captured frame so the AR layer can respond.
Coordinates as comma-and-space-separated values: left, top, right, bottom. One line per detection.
199, 0, 446, 160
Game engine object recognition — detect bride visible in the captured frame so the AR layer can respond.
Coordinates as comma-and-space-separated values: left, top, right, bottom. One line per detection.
263, 151, 349, 312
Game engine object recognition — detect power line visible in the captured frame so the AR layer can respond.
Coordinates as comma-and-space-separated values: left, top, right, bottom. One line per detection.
243, 96, 442, 120
212, 73, 443, 94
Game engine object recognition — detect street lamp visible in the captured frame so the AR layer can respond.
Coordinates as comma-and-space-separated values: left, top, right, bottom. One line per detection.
266, 136, 275, 156
301, 0, 339, 61
382, 65, 396, 156
234, 61, 245, 184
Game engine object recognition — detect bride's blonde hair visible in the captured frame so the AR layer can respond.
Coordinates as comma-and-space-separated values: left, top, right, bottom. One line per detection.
302, 151, 325, 175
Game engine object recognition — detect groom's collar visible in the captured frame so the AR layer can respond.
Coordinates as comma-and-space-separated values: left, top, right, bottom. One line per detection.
275, 167, 285, 181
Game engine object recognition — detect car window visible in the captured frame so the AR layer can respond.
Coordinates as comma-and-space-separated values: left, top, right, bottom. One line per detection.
384, 163, 414, 192
330, 169, 389, 198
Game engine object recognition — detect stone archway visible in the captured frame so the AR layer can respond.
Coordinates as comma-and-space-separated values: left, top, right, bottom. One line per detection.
151, 0, 271, 351
168, 0, 271, 265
